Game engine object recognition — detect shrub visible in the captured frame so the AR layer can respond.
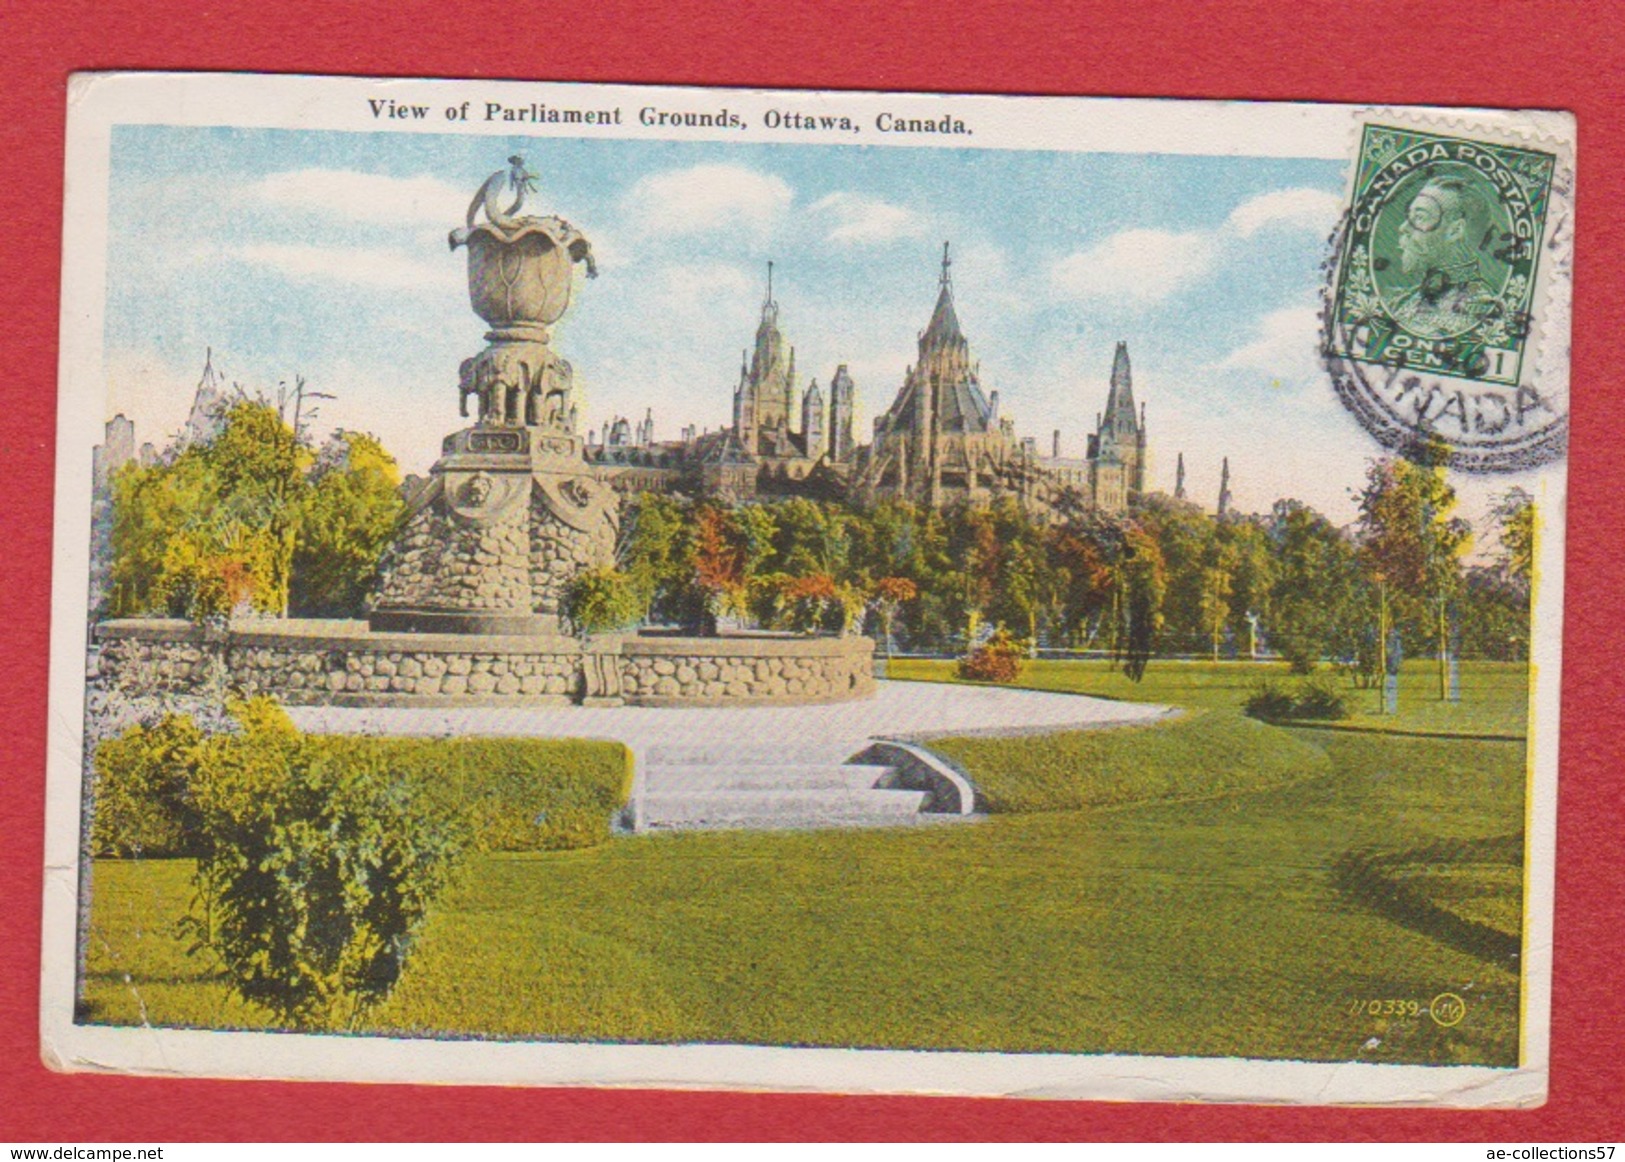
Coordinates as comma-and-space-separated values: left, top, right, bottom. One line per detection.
957, 628, 1027, 683
92, 696, 632, 1030
1294, 677, 1351, 720
1243, 680, 1298, 721
91, 713, 207, 857
562, 567, 646, 636
1244, 676, 1351, 722
183, 698, 466, 1031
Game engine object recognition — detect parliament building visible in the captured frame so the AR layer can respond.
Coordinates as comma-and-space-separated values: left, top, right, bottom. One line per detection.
586, 245, 1150, 516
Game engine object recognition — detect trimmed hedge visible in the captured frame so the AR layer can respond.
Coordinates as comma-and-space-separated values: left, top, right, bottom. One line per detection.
91, 710, 630, 858
930, 710, 1331, 815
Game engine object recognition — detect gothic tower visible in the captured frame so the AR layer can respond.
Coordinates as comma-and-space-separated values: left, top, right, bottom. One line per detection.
733, 349, 755, 451
911, 243, 978, 507
754, 263, 795, 436
1086, 341, 1147, 512
1175, 451, 1186, 500
829, 364, 856, 462
1218, 456, 1233, 516
802, 378, 826, 460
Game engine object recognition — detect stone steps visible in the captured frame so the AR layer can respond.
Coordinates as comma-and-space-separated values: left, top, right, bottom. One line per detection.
645, 742, 852, 766
644, 763, 896, 793
638, 787, 929, 832
635, 756, 928, 832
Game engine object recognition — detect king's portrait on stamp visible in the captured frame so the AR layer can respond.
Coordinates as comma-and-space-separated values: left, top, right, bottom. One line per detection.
1326, 123, 1568, 474
38, 73, 1573, 1109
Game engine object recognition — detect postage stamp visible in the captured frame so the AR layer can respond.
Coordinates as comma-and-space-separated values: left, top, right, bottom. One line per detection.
41, 73, 1572, 1106
1325, 120, 1573, 473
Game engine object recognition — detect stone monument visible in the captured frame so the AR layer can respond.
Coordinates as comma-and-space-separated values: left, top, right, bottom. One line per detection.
370, 157, 619, 635
99, 159, 876, 710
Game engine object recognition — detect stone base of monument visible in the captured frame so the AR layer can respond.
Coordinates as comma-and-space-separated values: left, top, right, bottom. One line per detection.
93, 619, 877, 708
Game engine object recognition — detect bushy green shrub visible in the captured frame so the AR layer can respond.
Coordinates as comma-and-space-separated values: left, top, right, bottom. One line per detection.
1244, 676, 1350, 722
562, 567, 646, 636
92, 698, 633, 1030
91, 713, 207, 857
958, 628, 1027, 683
1243, 680, 1298, 721
1294, 677, 1350, 720
183, 698, 466, 1030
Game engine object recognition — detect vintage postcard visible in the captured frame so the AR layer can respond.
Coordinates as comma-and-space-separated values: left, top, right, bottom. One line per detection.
42, 72, 1572, 1105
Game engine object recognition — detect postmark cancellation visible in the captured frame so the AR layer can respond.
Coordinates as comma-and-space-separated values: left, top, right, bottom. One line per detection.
1326, 119, 1573, 473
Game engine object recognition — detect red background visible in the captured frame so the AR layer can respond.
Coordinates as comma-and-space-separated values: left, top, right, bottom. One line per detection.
2, 0, 1620, 1142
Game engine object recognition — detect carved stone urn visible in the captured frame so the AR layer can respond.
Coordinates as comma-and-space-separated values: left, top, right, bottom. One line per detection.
463, 224, 593, 339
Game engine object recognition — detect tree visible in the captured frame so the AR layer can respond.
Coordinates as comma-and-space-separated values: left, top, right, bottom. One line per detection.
1044, 521, 1115, 647
1267, 500, 1365, 674
868, 576, 918, 659
618, 492, 691, 624
691, 503, 747, 635
1492, 487, 1536, 593
109, 399, 312, 620
1136, 494, 1216, 654
290, 431, 405, 618
1117, 524, 1166, 681
1356, 443, 1472, 696
1219, 518, 1275, 656
1198, 560, 1235, 661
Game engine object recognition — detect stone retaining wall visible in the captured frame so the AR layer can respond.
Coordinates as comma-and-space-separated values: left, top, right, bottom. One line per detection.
94, 620, 874, 708
619, 635, 874, 705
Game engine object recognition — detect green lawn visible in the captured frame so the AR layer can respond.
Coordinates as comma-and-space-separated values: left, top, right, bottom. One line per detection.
885, 657, 1529, 737
82, 660, 1530, 1065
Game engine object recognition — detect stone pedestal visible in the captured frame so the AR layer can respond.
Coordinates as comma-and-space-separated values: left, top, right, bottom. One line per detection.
369, 426, 617, 635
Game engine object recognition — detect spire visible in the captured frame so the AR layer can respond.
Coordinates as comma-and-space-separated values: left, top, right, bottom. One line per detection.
1103, 341, 1137, 428
1175, 452, 1187, 500
922, 241, 963, 347
1218, 456, 1233, 517
758, 261, 780, 328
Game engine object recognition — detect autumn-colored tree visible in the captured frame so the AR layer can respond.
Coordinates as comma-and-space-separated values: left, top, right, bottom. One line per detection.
691, 503, 747, 635
1045, 524, 1115, 646
110, 399, 312, 620
868, 576, 918, 658
1356, 444, 1472, 695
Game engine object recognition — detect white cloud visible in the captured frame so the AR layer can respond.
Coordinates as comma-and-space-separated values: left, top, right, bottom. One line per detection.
233, 243, 461, 292
246, 169, 467, 226
1050, 228, 1218, 305
1213, 304, 1324, 386
620, 164, 792, 242
810, 192, 928, 244
1048, 185, 1339, 309
1225, 187, 1342, 239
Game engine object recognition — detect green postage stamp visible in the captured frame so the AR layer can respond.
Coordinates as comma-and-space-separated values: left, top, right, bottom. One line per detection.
40, 74, 1574, 1108
1326, 123, 1569, 472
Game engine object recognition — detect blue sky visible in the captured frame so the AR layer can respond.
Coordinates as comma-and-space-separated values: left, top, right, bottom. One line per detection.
101, 123, 1521, 527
